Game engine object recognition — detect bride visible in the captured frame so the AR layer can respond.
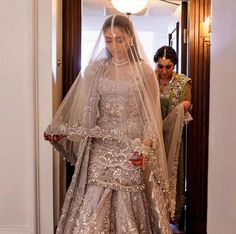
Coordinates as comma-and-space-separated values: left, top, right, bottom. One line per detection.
44, 14, 172, 234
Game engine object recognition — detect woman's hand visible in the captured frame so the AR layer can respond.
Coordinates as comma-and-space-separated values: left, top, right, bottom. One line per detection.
44, 132, 66, 142
181, 100, 191, 112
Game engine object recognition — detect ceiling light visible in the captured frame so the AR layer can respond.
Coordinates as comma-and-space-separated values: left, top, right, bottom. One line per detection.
111, 0, 148, 15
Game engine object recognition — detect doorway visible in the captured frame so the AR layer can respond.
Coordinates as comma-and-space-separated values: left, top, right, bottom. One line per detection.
56, 0, 210, 233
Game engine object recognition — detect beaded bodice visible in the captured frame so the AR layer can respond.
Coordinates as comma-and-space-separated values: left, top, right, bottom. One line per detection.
97, 72, 144, 138
88, 67, 145, 192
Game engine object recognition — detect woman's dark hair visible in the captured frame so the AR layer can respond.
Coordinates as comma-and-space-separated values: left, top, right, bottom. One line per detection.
102, 15, 141, 61
153, 46, 178, 65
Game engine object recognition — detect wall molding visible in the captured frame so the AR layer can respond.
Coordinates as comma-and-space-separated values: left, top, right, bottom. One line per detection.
33, 0, 40, 233
34, 0, 54, 233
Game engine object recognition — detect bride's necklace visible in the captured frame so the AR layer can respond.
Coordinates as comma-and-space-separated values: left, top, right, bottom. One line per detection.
112, 57, 129, 66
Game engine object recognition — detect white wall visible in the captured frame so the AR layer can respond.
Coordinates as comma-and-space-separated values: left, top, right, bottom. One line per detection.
208, 0, 236, 233
0, 0, 53, 233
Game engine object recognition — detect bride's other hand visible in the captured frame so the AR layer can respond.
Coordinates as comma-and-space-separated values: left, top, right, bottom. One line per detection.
44, 132, 66, 142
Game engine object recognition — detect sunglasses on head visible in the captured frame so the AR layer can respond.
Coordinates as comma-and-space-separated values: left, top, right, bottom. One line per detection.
157, 64, 173, 70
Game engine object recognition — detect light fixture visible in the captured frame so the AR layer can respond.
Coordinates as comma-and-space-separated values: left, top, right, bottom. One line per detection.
204, 16, 212, 33
200, 16, 212, 43
111, 0, 148, 15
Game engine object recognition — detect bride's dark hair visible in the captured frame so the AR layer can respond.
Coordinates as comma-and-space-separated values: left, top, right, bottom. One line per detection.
102, 15, 142, 61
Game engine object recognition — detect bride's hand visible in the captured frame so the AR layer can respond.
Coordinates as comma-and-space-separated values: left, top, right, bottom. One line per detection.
130, 153, 147, 170
129, 137, 154, 169
44, 132, 66, 142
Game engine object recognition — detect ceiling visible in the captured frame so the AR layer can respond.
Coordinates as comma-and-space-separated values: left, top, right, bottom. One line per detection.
83, 0, 188, 17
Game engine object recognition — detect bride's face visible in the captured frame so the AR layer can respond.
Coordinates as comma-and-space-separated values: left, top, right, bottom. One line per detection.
104, 26, 132, 60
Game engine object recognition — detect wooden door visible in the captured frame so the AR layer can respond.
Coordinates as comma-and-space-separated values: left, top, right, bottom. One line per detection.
187, 0, 211, 233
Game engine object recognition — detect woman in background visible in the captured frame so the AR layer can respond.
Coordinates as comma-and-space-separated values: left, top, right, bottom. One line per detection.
154, 45, 192, 231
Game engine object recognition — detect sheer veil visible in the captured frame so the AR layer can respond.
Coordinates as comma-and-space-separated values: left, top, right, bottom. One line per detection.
46, 15, 171, 233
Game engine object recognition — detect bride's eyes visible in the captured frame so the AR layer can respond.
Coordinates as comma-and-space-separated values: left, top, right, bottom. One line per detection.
115, 37, 123, 43
105, 37, 124, 44
105, 39, 112, 44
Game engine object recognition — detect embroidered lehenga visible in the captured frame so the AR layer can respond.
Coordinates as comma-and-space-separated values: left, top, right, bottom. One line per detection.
46, 15, 171, 234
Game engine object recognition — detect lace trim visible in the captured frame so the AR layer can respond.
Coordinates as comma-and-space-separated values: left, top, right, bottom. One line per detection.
168, 151, 180, 220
